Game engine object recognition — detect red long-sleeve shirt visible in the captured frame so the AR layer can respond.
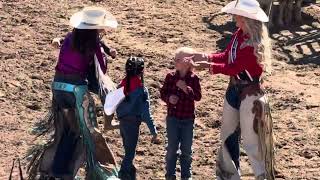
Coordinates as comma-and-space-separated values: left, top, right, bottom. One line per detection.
208, 29, 263, 80
160, 71, 201, 119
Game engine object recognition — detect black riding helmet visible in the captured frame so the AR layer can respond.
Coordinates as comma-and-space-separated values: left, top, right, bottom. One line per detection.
124, 57, 145, 101
125, 56, 144, 76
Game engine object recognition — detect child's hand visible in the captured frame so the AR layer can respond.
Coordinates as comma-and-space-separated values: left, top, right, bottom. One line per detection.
176, 80, 188, 93
52, 38, 62, 48
169, 95, 179, 105
109, 48, 117, 59
151, 135, 161, 144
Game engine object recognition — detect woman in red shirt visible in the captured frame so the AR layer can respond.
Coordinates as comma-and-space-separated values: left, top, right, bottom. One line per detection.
192, 0, 275, 179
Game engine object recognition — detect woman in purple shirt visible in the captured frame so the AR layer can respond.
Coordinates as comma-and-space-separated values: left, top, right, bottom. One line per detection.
29, 7, 120, 180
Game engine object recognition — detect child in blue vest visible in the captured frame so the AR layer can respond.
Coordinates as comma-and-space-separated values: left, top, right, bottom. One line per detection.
116, 56, 160, 180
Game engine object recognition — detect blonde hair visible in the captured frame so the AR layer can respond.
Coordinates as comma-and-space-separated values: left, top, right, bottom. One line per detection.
243, 17, 272, 74
174, 47, 195, 71
174, 47, 195, 60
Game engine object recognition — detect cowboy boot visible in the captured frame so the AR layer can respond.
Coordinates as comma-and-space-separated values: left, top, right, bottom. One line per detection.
103, 114, 119, 131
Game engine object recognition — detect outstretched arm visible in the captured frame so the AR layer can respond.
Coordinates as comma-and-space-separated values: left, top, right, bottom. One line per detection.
210, 46, 256, 76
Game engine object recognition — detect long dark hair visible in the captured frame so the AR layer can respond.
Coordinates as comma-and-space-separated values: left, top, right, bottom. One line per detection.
71, 28, 99, 57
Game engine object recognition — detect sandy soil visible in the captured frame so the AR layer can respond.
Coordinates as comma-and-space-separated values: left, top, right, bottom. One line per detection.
0, 0, 319, 179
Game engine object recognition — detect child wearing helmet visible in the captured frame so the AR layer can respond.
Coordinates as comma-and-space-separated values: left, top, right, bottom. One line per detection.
116, 56, 160, 179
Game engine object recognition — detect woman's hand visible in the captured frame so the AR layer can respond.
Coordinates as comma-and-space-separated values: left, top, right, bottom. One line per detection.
151, 134, 161, 144
52, 38, 63, 48
194, 61, 213, 70
182, 53, 209, 68
191, 53, 208, 62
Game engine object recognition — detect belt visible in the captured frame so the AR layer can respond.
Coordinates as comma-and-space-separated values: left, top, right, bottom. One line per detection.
230, 76, 260, 86
54, 71, 87, 84
52, 82, 87, 93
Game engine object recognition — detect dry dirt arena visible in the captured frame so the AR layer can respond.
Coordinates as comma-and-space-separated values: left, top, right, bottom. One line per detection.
0, 0, 320, 179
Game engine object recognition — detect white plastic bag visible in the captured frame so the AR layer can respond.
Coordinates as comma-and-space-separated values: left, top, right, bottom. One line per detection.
104, 87, 125, 115
94, 55, 117, 95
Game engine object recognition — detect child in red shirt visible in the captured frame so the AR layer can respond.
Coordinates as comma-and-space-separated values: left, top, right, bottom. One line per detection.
160, 47, 201, 180
116, 57, 160, 179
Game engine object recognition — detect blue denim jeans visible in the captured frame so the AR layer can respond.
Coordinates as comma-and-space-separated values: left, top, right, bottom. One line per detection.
119, 117, 141, 175
165, 116, 194, 178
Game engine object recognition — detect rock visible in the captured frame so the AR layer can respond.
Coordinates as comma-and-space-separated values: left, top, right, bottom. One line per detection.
136, 149, 146, 156
30, 74, 42, 80
293, 136, 302, 142
0, 91, 5, 97
2, 37, 15, 43
301, 150, 314, 159
26, 103, 41, 111
159, 37, 167, 43
210, 120, 221, 129
145, 165, 155, 170
19, 116, 27, 120
21, 19, 27, 23
296, 73, 306, 77
13, 141, 23, 146
306, 104, 319, 110
4, 53, 16, 59
194, 134, 199, 140
40, 61, 49, 67
8, 80, 21, 88
58, 14, 66, 18
275, 169, 285, 178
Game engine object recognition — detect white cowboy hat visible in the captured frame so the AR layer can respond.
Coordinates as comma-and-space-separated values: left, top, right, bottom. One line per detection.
70, 7, 118, 29
221, 0, 269, 22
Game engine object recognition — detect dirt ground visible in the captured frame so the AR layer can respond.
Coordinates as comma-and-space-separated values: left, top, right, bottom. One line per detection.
0, 0, 319, 179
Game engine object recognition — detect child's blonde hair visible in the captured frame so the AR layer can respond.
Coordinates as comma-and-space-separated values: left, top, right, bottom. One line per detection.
174, 47, 195, 71
174, 47, 195, 60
